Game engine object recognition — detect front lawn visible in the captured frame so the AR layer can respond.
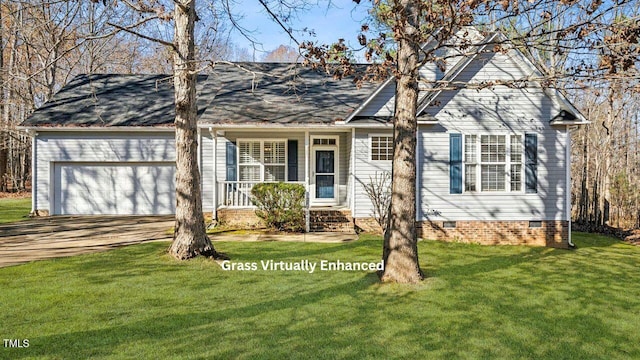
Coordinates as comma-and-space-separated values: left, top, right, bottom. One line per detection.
0, 196, 31, 223
1, 233, 639, 359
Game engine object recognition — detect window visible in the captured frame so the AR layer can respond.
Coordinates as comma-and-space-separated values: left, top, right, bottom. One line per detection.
464, 135, 477, 192
371, 135, 393, 161
313, 138, 336, 145
510, 135, 522, 191
443, 221, 457, 228
529, 221, 542, 228
480, 135, 506, 191
238, 140, 286, 181
263, 141, 286, 181
459, 134, 526, 192
238, 141, 261, 182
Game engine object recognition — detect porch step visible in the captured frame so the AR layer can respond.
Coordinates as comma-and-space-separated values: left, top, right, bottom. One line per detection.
309, 209, 354, 233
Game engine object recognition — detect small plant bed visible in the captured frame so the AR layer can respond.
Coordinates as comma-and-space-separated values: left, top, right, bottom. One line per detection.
251, 182, 305, 232
0, 191, 30, 199
207, 227, 299, 236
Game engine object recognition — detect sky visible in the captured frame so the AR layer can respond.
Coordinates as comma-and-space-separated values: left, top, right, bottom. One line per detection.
228, 1, 373, 59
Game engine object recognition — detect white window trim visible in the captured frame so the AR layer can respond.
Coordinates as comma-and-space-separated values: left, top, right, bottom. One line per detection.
509, 134, 524, 192
464, 134, 478, 193
369, 133, 393, 161
462, 133, 525, 194
310, 135, 340, 149
236, 138, 288, 182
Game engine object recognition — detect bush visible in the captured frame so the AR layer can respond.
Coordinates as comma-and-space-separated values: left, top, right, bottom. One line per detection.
251, 183, 306, 232
362, 171, 391, 233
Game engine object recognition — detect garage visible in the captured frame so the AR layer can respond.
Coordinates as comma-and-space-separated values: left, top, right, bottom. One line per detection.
53, 162, 176, 215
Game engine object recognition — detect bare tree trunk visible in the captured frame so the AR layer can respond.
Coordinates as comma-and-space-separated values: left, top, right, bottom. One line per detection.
168, 0, 220, 260
379, 0, 423, 284
3, 3, 19, 192
636, 114, 639, 229
602, 87, 615, 227
578, 127, 589, 223
0, 2, 7, 193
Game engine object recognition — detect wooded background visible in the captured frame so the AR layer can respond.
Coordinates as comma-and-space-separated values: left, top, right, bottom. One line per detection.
0, 0, 269, 193
1, 0, 639, 233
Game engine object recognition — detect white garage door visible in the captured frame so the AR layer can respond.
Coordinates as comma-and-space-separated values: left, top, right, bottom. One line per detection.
53, 163, 176, 215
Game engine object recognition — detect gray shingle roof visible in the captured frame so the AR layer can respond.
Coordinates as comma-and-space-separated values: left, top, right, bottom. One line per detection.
200, 63, 377, 125
21, 63, 378, 128
22, 74, 193, 127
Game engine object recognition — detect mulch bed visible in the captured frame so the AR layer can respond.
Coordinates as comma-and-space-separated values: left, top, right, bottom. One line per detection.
0, 191, 30, 199
625, 230, 640, 246
569, 222, 640, 246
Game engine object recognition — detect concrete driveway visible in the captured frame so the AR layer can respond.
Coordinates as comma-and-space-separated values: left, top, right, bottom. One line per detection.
0, 216, 174, 268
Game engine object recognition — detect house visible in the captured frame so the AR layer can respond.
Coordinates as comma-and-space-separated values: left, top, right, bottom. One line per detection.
19, 30, 588, 248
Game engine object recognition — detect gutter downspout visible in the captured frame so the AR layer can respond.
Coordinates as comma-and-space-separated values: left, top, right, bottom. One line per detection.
25, 129, 36, 215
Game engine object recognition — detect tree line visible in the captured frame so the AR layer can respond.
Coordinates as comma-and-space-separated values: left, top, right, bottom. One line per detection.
0, 0, 291, 193
571, 80, 640, 231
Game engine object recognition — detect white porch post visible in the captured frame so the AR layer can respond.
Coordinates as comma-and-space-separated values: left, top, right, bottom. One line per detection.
415, 127, 420, 222
351, 127, 356, 218
305, 131, 310, 232
197, 127, 202, 214
210, 127, 218, 221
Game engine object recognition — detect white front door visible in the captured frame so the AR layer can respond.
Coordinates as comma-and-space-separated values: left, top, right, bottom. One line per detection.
311, 138, 339, 205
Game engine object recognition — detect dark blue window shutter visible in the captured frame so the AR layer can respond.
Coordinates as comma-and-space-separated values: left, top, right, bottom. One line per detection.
450, 134, 462, 194
287, 140, 298, 181
226, 141, 237, 181
525, 134, 537, 193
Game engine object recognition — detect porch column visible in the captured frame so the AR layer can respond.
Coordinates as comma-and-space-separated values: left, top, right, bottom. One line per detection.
305, 131, 310, 232
415, 127, 420, 221
210, 127, 217, 221
351, 127, 356, 218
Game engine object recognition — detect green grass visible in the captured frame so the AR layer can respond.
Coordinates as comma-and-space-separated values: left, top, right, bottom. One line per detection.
0, 197, 31, 223
1, 233, 639, 359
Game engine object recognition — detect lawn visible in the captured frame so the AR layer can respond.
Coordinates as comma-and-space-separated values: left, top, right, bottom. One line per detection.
1, 233, 639, 359
0, 196, 31, 223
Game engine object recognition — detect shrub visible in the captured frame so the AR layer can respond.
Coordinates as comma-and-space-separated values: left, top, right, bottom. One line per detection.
362, 171, 391, 233
251, 183, 306, 232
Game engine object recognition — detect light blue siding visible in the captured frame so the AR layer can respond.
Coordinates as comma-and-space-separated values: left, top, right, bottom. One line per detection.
353, 129, 393, 218
353, 49, 569, 222
417, 51, 568, 221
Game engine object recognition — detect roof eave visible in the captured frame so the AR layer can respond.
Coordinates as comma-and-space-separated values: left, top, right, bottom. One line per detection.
344, 76, 395, 123
501, 34, 590, 125
550, 119, 590, 126
199, 123, 346, 129
344, 29, 448, 123
17, 125, 175, 132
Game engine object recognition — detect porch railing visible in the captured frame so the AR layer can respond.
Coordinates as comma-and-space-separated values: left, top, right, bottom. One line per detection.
217, 181, 306, 208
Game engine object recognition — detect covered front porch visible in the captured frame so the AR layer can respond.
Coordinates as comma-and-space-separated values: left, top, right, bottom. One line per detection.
204, 128, 356, 231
